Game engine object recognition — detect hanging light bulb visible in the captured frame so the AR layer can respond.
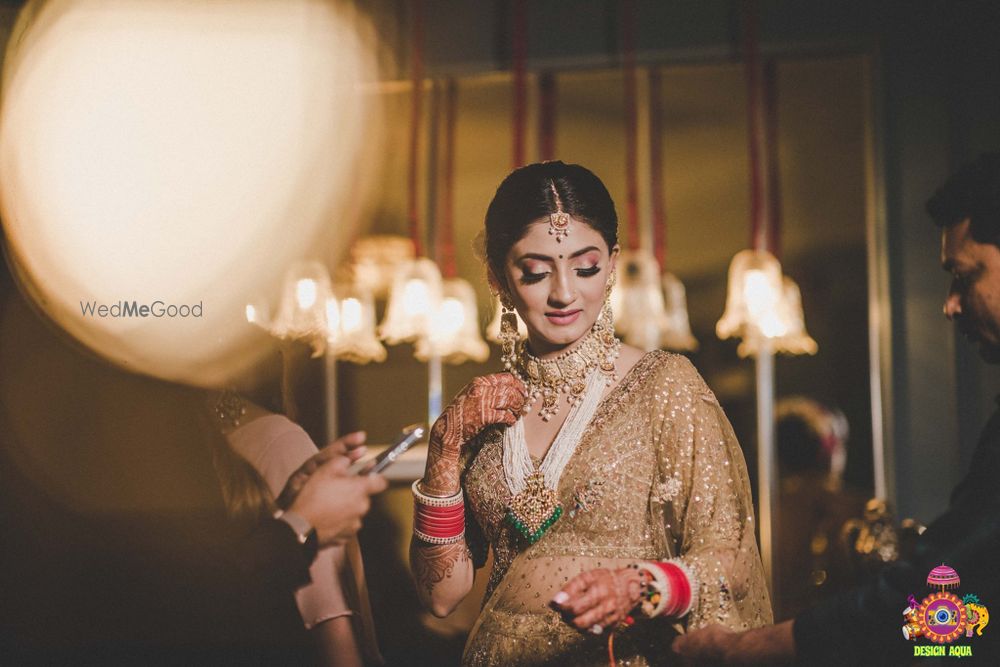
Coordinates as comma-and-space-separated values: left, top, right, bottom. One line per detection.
717, 249, 786, 358
660, 272, 698, 352
772, 276, 817, 355
486, 294, 527, 342
350, 235, 416, 299
417, 278, 489, 364
326, 285, 386, 364
611, 250, 666, 352
269, 259, 334, 355
378, 257, 443, 345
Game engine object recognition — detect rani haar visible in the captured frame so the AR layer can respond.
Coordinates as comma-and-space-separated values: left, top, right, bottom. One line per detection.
497, 198, 621, 543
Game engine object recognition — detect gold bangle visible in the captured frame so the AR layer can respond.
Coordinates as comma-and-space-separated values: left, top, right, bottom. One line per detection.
412, 480, 463, 507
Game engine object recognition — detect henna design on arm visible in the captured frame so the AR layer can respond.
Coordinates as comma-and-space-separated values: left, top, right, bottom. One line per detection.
410, 541, 471, 596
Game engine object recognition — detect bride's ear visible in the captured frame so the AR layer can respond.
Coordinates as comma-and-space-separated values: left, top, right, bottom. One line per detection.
608, 244, 620, 273
487, 268, 505, 296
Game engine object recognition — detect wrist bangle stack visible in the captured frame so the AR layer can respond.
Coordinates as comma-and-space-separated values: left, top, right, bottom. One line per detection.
412, 480, 465, 545
629, 558, 697, 619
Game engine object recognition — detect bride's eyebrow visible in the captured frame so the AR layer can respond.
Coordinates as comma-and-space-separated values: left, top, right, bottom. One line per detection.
515, 246, 600, 263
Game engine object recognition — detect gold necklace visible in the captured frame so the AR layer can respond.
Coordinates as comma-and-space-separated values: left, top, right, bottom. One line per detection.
510, 320, 620, 421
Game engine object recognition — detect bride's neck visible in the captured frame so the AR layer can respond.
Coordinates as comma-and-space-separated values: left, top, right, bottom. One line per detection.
525, 331, 589, 360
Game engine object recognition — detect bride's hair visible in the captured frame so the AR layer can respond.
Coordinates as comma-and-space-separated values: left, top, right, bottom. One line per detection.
483, 161, 618, 286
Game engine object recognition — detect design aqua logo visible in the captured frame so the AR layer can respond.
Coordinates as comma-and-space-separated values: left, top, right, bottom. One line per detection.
903, 564, 989, 658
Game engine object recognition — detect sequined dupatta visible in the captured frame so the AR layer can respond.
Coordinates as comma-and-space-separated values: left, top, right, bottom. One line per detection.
460, 352, 772, 666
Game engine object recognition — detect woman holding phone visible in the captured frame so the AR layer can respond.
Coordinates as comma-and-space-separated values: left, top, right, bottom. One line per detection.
211, 341, 383, 666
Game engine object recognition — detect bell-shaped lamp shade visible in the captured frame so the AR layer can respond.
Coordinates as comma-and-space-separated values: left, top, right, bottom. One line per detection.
270, 259, 334, 355
486, 294, 527, 343
326, 285, 386, 364
717, 249, 786, 357
660, 272, 698, 352
378, 257, 443, 345
772, 276, 818, 356
351, 235, 416, 299
611, 251, 667, 352
417, 278, 490, 364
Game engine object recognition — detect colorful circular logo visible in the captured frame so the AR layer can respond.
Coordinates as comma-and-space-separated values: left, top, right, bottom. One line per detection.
918, 592, 969, 643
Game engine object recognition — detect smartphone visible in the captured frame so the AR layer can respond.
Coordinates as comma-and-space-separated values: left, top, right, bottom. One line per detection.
349, 423, 425, 475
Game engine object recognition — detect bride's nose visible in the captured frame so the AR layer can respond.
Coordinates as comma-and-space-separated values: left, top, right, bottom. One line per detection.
548, 270, 575, 307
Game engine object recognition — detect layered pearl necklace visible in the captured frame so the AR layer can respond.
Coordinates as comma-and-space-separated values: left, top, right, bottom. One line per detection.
502, 330, 619, 543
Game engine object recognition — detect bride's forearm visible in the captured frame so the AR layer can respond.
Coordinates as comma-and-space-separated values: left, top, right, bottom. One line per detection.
409, 540, 475, 617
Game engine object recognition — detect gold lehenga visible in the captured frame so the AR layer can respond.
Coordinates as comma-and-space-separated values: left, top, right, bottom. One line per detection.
459, 351, 772, 666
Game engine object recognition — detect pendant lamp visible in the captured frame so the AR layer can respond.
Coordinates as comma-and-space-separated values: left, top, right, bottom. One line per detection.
269, 259, 335, 356
326, 285, 386, 364
419, 79, 489, 364
418, 278, 489, 363
648, 66, 697, 352
611, 250, 666, 352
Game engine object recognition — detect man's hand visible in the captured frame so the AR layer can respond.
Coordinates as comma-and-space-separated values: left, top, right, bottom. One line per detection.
288, 456, 388, 547
671, 621, 795, 666
276, 431, 368, 509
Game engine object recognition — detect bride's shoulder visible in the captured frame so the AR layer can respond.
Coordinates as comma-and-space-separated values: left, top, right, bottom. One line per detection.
640, 350, 713, 395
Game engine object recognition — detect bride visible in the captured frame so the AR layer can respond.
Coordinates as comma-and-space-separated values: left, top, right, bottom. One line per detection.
410, 161, 771, 666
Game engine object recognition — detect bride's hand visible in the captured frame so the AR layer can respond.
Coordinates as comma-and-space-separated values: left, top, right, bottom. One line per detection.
550, 567, 644, 635
420, 374, 525, 496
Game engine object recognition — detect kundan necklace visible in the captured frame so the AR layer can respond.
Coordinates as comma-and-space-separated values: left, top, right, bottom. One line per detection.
507, 320, 621, 421
501, 325, 620, 543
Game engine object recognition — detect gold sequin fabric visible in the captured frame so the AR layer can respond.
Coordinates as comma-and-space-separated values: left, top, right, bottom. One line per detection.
459, 351, 772, 666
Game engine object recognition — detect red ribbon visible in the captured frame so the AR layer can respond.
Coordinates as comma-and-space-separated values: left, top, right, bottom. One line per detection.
743, 0, 768, 252
648, 67, 667, 268
438, 79, 458, 278
511, 0, 528, 169
407, 0, 425, 257
538, 71, 557, 161
620, 0, 639, 251
764, 58, 781, 258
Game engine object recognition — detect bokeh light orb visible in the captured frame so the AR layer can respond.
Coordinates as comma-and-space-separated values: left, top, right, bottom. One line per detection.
0, 0, 380, 387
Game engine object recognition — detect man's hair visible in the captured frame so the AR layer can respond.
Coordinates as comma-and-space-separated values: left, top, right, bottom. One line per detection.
927, 151, 1000, 245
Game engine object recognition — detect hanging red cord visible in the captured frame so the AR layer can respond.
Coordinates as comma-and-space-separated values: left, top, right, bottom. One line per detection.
743, 0, 769, 252
620, 0, 640, 251
648, 66, 667, 269
764, 58, 782, 259
511, 0, 527, 169
438, 79, 458, 278
407, 0, 425, 257
538, 71, 557, 161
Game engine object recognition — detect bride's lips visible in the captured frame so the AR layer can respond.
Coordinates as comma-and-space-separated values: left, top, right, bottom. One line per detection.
545, 309, 582, 325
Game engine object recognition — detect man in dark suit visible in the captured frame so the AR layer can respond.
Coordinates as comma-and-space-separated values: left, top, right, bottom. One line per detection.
673, 153, 1000, 665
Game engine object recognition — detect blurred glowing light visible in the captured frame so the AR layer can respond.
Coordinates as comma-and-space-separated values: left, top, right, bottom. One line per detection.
379, 258, 443, 345
611, 251, 667, 352
351, 235, 415, 299
326, 286, 385, 364
717, 249, 817, 358
418, 278, 489, 364
271, 260, 333, 355
660, 272, 698, 352
0, 0, 380, 387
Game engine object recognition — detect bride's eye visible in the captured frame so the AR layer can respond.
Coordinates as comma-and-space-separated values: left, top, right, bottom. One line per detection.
576, 266, 600, 277
520, 271, 548, 285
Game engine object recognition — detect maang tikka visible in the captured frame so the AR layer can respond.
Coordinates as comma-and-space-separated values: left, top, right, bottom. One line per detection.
547, 183, 571, 243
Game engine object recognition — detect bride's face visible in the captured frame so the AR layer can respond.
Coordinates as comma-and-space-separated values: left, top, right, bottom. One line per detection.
499, 217, 617, 357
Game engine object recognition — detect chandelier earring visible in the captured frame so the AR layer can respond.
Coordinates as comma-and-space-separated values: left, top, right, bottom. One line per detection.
498, 292, 521, 372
